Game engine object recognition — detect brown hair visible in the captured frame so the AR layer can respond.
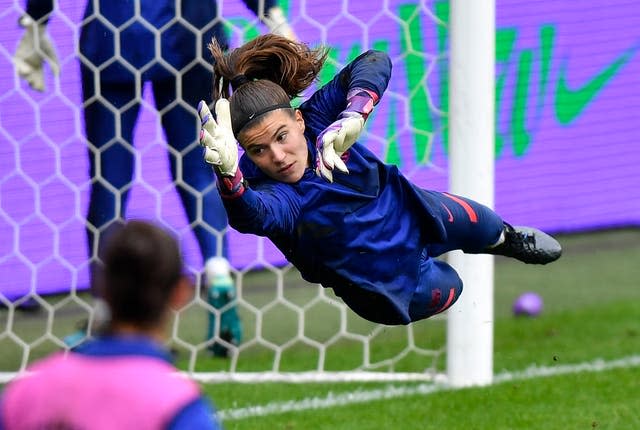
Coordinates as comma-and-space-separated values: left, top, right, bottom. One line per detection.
209, 34, 329, 136
99, 220, 184, 330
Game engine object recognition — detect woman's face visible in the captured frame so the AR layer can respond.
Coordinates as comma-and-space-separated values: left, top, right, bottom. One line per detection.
239, 109, 309, 183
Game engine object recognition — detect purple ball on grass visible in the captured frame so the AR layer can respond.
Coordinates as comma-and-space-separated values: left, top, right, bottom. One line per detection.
512, 292, 543, 317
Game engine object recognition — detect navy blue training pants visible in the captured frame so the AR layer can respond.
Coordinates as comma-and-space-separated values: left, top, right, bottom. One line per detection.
407, 190, 504, 322
81, 64, 227, 283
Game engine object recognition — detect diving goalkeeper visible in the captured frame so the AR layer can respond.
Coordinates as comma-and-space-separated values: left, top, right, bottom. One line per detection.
196, 34, 562, 325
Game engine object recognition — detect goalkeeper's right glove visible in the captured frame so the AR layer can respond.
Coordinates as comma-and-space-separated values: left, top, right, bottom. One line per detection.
13, 15, 60, 92
198, 99, 245, 198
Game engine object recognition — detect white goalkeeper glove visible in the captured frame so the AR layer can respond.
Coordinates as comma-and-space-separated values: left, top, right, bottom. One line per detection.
315, 88, 378, 182
13, 15, 60, 92
198, 99, 245, 197
262, 7, 297, 40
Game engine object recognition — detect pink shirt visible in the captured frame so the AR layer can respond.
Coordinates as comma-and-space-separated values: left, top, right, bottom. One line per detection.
2, 352, 201, 429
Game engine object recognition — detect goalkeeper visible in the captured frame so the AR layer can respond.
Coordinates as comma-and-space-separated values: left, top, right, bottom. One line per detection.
1, 220, 219, 429
197, 35, 562, 325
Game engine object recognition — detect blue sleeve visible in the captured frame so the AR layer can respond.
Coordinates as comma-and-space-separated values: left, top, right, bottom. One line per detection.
223, 184, 300, 237
168, 397, 221, 430
241, 0, 278, 16
25, 0, 54, 21
300, 50, 392, 135
0, 400, 5, 430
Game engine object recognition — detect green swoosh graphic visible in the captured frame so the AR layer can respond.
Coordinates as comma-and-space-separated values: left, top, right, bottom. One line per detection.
555, 45, 636, 124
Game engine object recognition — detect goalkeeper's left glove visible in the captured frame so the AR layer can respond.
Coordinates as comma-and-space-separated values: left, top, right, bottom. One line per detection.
315, 88, 378, 182
262, 6, 297, 40
13, 15, 60, 92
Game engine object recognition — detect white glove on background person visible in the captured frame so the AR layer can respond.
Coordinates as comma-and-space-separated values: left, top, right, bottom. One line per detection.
13, 15, 60, 92
262, 7, 297, 41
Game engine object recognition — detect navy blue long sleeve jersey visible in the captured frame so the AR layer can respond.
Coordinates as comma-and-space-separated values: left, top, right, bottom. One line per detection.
224, 51, 451, 324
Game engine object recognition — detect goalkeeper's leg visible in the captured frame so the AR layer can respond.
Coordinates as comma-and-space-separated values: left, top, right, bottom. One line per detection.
424, 191, 561, 264
483, 223, 562, 264
408, 250, 463, 322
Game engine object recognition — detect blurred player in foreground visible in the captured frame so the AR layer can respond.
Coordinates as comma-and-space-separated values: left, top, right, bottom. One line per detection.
196, 34, 562, 325
14, 0, 295, 355
0, 220, 220, 429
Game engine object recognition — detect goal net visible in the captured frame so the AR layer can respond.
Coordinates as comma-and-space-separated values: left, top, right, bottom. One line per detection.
0, 0, 453, 383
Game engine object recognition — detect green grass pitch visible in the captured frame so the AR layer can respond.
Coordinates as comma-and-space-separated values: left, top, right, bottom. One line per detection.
209, 228, 640, 429
1, 228, 639, 429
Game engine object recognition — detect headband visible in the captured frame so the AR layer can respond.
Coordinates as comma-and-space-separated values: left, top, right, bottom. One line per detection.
234, 103, 292, 135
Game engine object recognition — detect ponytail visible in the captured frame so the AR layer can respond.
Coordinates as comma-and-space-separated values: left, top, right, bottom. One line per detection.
210, 34, 328, 99
208, 34, 329, 136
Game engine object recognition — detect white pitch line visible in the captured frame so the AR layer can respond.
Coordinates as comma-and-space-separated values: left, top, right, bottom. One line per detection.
218, 355, 640, 421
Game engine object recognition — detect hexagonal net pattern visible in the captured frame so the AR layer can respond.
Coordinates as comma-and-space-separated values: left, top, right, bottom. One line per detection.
0, 0, 451, 383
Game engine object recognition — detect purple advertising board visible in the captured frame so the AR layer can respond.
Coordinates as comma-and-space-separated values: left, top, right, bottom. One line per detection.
1, 0, 639, 299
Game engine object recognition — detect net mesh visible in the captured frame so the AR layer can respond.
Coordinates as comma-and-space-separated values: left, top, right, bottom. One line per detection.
0, 0, 449, 382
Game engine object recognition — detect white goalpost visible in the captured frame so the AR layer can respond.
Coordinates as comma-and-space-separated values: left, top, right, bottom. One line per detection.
0, 0, 496, 386
446, 0, 496, 387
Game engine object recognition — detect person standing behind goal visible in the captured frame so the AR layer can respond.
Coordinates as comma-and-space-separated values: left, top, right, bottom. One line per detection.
0, 220, 220, 429
13, 0, 295, 356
